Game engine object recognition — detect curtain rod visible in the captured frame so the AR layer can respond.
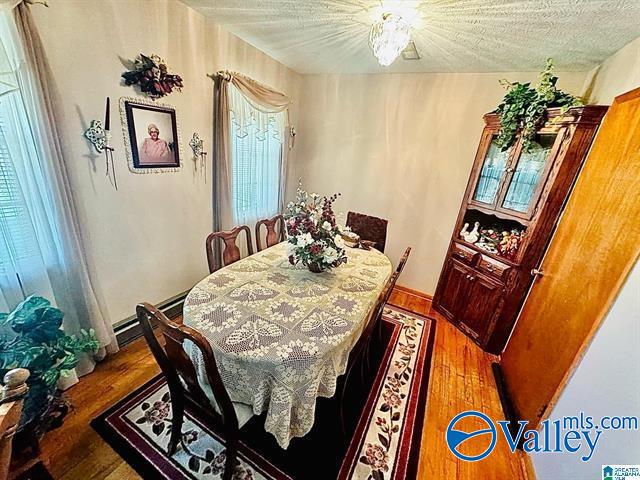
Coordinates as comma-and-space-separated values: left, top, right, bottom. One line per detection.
206, 70, 290, 101
24, 0, 49, 7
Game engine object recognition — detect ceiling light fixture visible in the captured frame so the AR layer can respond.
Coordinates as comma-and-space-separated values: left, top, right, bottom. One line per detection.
369, 12, 411, 67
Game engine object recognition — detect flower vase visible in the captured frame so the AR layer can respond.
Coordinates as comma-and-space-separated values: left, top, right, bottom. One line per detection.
307, 262, 324, 273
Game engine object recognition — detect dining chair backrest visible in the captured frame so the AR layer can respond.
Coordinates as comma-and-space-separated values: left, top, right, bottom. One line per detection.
255, 215, 286, 252
383, 247, 411, 304
136, 302, 238, 429
360, 278, 393, 349
205, 225, 254, 274
346, 211, 388, 253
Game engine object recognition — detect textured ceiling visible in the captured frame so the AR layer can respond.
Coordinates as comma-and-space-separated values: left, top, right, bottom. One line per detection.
182, 0, 640, 74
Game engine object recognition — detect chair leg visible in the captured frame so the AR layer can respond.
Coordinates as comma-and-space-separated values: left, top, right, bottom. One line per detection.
168, 390, 184, 456
376, 311, 384, 348
223, 431, 238, 480
339, 358, 359, 436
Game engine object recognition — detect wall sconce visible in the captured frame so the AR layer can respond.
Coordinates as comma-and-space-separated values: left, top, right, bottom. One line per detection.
189, 132, 207, 181
84, 97, 117, 190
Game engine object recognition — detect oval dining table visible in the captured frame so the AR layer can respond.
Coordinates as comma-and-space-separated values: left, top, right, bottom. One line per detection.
183, 242, 392, 449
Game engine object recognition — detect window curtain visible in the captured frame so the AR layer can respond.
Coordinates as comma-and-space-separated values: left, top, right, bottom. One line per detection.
212, 71, 292, 264
0, 2, 117, 388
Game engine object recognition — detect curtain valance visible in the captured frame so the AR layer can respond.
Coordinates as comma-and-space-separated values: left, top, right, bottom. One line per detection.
216, 70, 290, 112
214, 70, 291, 144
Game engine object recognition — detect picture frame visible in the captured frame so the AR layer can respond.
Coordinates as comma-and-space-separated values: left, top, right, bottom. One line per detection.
119, 97, 182, 173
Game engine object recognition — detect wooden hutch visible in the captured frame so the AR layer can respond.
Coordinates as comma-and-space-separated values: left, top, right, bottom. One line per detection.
433, 106, 608, 354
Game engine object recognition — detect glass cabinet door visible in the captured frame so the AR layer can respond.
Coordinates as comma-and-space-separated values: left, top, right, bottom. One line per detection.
500, 133, 558, 214
472, 136, 510, 206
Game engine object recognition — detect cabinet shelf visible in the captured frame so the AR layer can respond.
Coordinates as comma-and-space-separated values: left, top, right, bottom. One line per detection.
455, 239, 520, 268
466, 205, 530, 226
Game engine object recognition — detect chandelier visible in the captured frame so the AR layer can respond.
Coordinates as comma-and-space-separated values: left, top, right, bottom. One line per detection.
369, 13, 411, 66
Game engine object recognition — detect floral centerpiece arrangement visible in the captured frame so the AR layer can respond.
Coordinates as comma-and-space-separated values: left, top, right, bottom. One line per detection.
121, 53, 184, 99
285, 182, 347, 273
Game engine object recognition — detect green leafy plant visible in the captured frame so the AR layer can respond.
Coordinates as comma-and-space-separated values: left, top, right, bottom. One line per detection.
495, 59, 583, 152
0, 296, 99, 427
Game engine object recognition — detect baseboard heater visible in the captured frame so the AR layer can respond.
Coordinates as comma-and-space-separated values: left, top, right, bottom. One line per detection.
492, 362, 524, 449
114, 290, 189, 347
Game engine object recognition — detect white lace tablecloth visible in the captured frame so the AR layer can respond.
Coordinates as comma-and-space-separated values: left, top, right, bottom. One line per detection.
183, 242, 392, 449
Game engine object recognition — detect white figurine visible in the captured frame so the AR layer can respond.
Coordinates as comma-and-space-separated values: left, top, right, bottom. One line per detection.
466, 222, 480, 244
459, 222, 469, 240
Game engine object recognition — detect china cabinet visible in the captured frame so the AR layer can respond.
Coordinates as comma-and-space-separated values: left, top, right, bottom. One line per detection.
433, 106, 608, 354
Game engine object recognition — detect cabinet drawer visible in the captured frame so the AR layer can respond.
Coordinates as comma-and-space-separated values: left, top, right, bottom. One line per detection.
477, 255, 510, 280
451, 242, 478, 265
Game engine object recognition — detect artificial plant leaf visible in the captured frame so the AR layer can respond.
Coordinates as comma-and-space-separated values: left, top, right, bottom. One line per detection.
41, 368, 61, 387
12, 305, 64, 342
27, 346, 57, 375
6, 296, 50, 332
57, 352, 79, 372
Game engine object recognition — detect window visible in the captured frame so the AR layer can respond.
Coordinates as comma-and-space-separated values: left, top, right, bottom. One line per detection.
229, 90, 284, 225
0, 15, 56, 309
0, 110, 42, 279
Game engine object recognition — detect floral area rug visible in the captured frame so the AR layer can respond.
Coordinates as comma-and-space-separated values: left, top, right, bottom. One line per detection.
91, 305, 435, 480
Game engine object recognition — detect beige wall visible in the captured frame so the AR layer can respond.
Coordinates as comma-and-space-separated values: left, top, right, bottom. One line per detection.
582, 36, 640, 104
292, 71, 587, 294
32, 0, 301, 324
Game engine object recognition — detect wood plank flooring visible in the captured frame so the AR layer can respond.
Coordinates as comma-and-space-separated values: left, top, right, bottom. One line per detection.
386, 289, 530, 479
12, 289, 530, 479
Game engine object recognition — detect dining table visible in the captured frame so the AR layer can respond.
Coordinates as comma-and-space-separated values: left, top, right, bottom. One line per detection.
182, 241, 392, 449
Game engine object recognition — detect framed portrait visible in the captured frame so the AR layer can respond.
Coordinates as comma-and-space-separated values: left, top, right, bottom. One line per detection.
119, 97, 182, 173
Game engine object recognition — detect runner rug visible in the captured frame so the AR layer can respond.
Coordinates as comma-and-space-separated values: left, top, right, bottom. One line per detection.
91, 305, 436, 480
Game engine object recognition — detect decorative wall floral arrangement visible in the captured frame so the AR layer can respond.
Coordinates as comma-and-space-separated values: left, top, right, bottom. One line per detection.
494, 58, 583, 152
121, 54, 183, 99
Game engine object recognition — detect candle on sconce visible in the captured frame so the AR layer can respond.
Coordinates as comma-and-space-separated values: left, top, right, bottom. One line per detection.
104, 96, 110, 131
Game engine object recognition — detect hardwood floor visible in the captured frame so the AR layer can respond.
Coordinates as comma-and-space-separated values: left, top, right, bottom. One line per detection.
386, 289, 530, 479
12, 289, 530, 479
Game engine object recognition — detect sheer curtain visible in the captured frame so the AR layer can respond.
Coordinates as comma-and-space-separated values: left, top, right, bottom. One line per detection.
229, 83, 284, 227
0, 2, 117, 385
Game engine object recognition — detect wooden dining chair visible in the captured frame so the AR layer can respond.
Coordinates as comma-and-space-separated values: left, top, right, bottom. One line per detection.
205, 225, 254, 274
383, 247, 411, 305
339, 279, 392, 434
346, 211, 388, 253
255, 214, 286, 252
370, 247, 412, 364
137, 303, 253, 480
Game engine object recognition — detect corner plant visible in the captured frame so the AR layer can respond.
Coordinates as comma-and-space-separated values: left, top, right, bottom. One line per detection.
285, 181, 347, 272
121, 53, 184, 99
495, 59, 583, 152
0, 296, 99, 428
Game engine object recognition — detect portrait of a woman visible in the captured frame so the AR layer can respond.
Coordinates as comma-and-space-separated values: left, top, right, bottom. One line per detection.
123, 99, 180, 170
140, 123, 173, 164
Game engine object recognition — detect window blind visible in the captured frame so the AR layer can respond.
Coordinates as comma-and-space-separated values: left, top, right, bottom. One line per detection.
0, 100, 40, 279
230, 116, 282, 224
